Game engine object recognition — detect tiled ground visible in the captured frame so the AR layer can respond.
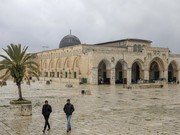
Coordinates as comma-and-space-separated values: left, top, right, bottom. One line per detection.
0, 81, 180, 135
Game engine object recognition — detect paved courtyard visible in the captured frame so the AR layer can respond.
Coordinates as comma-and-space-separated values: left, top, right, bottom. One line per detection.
0, 81, 180, 135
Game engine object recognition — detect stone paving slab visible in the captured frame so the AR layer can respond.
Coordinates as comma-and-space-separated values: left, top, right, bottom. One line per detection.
0, 122, 18, 135
0, 123, 10, 135
0, 82, 180, 135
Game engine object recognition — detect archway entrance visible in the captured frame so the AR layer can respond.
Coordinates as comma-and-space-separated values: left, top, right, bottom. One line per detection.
168, 61, 178, 83
98, 60, 110, 84
115, 62, 123, 84
115, 60, 128, 84
131, 62, 141, 83
149, 61, 159, 81
149, 58, 164, 82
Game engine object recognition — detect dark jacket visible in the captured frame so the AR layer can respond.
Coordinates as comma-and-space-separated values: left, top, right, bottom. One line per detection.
63, 103, 75, 116
42, 104, 52, 117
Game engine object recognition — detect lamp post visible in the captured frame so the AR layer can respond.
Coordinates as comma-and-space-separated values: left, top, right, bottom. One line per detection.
42, 45, 48, 51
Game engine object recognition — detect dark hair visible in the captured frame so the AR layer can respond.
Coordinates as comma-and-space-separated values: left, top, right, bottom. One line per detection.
45, 100, 48, 103
67, 99, 70, 102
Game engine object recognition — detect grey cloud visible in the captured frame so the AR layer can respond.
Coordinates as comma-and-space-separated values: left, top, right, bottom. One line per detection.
0, 0, 180, 53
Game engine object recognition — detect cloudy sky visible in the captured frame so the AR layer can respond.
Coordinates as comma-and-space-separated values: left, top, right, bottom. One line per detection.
0, 0, 180, 54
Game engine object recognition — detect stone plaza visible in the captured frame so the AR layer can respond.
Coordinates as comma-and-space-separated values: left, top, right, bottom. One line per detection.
0, 81, 180, 135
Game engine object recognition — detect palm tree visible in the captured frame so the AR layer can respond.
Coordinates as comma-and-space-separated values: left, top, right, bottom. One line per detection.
0, 44, 40, 100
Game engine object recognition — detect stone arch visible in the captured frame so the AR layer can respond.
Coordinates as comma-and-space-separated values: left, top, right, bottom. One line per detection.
149, 57, 164, 81
63, 57, 71, 70
131, 59, 144, 83
43, 60, 47, 70
49, 60, 55, 77
63, 57, 72, 78
49, 60, 55, 69
115, 60, 128, 84
55, 58, 62, 78
72, 57, 80, 79
98, 59, 111, 84
42, 60, 48, 77
72, 57, 79, 70
56, 58, 62, 69
168, 60, 178, 82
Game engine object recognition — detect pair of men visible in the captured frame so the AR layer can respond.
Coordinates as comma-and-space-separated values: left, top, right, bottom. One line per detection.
42, 99, 75, 133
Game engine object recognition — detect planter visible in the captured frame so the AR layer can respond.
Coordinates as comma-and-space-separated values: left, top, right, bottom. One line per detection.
10, 100, 32, 116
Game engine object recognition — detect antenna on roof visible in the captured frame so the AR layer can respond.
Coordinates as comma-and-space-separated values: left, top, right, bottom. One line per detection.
42, 46, 48, 51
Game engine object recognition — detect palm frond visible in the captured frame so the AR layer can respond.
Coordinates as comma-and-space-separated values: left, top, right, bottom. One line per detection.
0, 55, 15, 66
0, 70, 11, 80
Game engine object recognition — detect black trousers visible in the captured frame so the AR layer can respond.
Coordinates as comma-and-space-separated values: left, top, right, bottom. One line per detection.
43, 115, 50, 130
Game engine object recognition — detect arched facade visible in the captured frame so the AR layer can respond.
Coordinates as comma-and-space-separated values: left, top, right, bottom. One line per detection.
72, 57, 80, 79
63, 58, 71, 78
115, 60, 128, 84
131, 59, 144, 83
36, 38, 180, 85
168, 60, 178, 82
55, 58, 62, 78
149, 57, 164, 81
42, 60, 48, 77
98, 59, 111, 84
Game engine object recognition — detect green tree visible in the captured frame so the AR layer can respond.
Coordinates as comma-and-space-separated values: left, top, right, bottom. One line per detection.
0, 44, 40, 100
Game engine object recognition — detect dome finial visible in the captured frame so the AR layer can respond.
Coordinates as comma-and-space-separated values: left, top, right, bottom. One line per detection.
70, 29, 71, 35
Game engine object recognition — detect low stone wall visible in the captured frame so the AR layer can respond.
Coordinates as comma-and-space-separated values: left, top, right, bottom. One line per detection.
125, 84, 164, 89
10, 103, 32, 116
39, 77, 80, 84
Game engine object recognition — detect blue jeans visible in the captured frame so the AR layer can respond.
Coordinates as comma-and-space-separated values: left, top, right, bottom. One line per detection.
66, 115, 72, 130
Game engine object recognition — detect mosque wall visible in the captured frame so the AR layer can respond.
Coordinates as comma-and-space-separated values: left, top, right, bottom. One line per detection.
33, 39, 180, 85
36, 45, 92, 84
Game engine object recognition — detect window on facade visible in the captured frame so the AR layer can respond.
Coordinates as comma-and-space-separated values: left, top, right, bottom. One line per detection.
133, 45, 138, 52
50, 72, 54, 77
44, 72, 48, 77
138, 45, 142, 52
50, 72, 52, 77
57, 72, 59, 77
65, 72, 68, 78
74, 72, 77, 78
133, 44, 142, 52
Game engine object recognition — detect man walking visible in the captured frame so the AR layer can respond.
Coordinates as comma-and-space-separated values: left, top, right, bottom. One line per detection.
42, 100, 52, 133
63, 99, 75, 132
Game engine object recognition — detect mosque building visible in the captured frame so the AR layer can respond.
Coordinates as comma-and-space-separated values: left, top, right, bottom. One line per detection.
35, 33, 180, 85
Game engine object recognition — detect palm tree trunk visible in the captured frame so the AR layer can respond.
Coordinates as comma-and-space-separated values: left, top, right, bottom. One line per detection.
17, 84, 23, 100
